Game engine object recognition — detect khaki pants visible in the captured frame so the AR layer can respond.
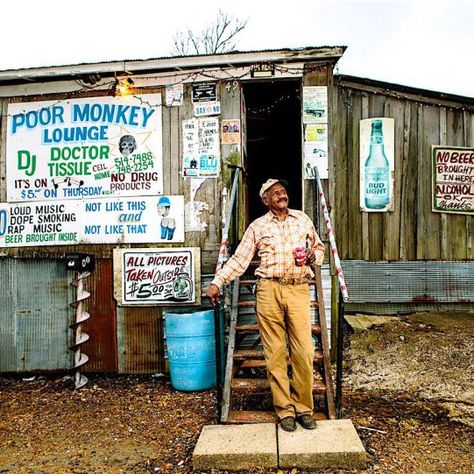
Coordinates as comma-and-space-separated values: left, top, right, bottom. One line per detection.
255, 279, 314, 420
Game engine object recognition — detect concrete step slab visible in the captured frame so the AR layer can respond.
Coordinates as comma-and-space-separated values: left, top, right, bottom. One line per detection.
278, 419, 367, 470
192, 423, 277, 471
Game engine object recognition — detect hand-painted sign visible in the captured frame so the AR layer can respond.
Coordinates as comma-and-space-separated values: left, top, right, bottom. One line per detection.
182, 118, 220, 177
6, 94, 163, 202
432, 146, 474, 214
113, 247, 200, 305
0, 195, 184, 247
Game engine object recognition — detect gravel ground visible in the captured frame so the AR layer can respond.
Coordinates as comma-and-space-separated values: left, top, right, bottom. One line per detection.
0, 312, 472, 473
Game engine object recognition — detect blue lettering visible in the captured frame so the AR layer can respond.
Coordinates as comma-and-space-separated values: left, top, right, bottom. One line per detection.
141, 108, 155, 127
116, 105, 130, 125
72, 103, 90, 122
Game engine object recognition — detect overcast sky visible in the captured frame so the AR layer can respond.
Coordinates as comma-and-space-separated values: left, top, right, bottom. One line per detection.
1, 0, 472, 97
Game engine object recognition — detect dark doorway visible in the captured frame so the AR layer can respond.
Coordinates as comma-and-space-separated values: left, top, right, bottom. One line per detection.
242, 80, 302, 222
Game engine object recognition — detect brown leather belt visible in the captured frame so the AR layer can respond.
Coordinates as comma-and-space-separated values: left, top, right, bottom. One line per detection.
265, 277, 309, 286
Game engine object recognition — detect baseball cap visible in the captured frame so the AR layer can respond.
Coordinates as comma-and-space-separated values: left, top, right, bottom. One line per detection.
157, 196, 171, 207
259, 178, 288, 198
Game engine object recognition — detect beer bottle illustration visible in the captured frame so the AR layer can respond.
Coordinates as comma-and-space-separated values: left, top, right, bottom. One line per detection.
364, 119, 390, 209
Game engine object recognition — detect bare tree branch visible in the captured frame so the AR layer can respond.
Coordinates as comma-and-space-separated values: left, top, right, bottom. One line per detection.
171, 10, 248, 56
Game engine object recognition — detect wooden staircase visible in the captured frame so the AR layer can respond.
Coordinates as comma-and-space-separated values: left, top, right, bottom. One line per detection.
221, 265, 336, 423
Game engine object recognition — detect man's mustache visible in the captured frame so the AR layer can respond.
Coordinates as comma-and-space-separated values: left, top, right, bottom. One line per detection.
277, 197, 288, 203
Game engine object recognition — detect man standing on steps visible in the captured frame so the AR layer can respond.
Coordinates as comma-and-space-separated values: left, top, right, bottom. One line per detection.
206, 178, 325, 432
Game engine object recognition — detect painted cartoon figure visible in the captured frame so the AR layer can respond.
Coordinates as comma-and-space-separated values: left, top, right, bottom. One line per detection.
173, 273, 192, 300
157, 196, 176, 240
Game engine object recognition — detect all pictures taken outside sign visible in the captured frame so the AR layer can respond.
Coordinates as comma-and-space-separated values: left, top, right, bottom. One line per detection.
113, 247, 201, 306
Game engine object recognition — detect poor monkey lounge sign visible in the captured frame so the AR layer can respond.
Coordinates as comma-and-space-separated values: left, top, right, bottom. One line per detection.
6, 94, 163, 202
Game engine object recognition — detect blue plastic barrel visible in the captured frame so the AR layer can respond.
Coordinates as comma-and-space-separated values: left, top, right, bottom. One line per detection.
165, 308, 224, 391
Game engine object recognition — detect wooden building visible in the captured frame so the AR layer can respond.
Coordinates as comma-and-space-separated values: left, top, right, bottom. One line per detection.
0, 47, 472, 374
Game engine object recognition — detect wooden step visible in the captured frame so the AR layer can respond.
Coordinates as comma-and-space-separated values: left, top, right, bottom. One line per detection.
236, 323, 321, 334
234, 349, 324, 368
231, 377, 326, 394
225, 410, 328, 424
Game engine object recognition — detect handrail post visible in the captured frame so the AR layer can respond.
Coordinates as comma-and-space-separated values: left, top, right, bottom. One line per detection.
313, 166, 348, 419
214, 302, 222, 423
213, 166, 241, 424
335, 289, 345, 418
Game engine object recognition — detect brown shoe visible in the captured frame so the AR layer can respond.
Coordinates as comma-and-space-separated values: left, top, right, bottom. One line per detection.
296, 414, 317, 430
279, 416, 296, 432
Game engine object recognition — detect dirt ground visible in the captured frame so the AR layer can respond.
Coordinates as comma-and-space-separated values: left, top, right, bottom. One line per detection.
0, 311, 473, 473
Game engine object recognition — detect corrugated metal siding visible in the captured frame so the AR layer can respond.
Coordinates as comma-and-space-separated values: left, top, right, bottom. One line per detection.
82, 259, 118, 373
342, 260, 474, 304
117, 306, 164, 374
0, 259, 17, 371
0, 258, 71, 372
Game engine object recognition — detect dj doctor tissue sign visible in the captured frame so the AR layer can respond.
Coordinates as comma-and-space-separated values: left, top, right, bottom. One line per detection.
6, 94, 163, 202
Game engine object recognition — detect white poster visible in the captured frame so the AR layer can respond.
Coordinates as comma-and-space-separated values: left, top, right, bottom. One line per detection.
359, 118, 395, 212
304, 142, 328, 179
165, 84, 184, 106
114, 247, 200, 305
0, 195, 184, 247
182, 117, 220, 178
6, 94, 163, 202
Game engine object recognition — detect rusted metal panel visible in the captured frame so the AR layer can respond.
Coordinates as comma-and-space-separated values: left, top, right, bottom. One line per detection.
81, 259, 118, 373
0, 258, 71, 372
342, 260, 474, 305
117, 306, 164, 374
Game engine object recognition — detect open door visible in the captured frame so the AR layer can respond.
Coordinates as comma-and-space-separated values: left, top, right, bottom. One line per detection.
240, 79, 302, 223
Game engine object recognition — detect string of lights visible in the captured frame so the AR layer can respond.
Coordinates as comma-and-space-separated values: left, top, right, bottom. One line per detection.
0, 60, 470, 120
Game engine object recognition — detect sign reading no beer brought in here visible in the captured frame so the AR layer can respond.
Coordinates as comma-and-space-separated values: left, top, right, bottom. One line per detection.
432, 146, 474, 214
6, 94, 163, 202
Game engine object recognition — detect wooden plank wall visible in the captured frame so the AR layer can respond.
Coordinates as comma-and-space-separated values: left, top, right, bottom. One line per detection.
331, 80, 474, 261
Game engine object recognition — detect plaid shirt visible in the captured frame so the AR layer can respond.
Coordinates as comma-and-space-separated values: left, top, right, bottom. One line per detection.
212, 209, 325, 288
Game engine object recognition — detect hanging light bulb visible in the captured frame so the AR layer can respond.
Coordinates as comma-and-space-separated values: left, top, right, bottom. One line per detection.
115, 77, 134, 96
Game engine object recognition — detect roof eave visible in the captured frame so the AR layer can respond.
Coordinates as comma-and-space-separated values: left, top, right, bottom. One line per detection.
0, 47, 346, 84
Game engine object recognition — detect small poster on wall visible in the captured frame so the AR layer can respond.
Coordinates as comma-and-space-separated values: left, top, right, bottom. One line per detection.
303, 86, 327, 124
113, 247, 200, 306
182, 118, 220, 178
192, 82, 217, 103
193, 101, 221, 117
359, 118, 395, 212
222, 119, 240, 144
432, 146, 474, 214
303, 124, 328, 179
165, 84, 184, 106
